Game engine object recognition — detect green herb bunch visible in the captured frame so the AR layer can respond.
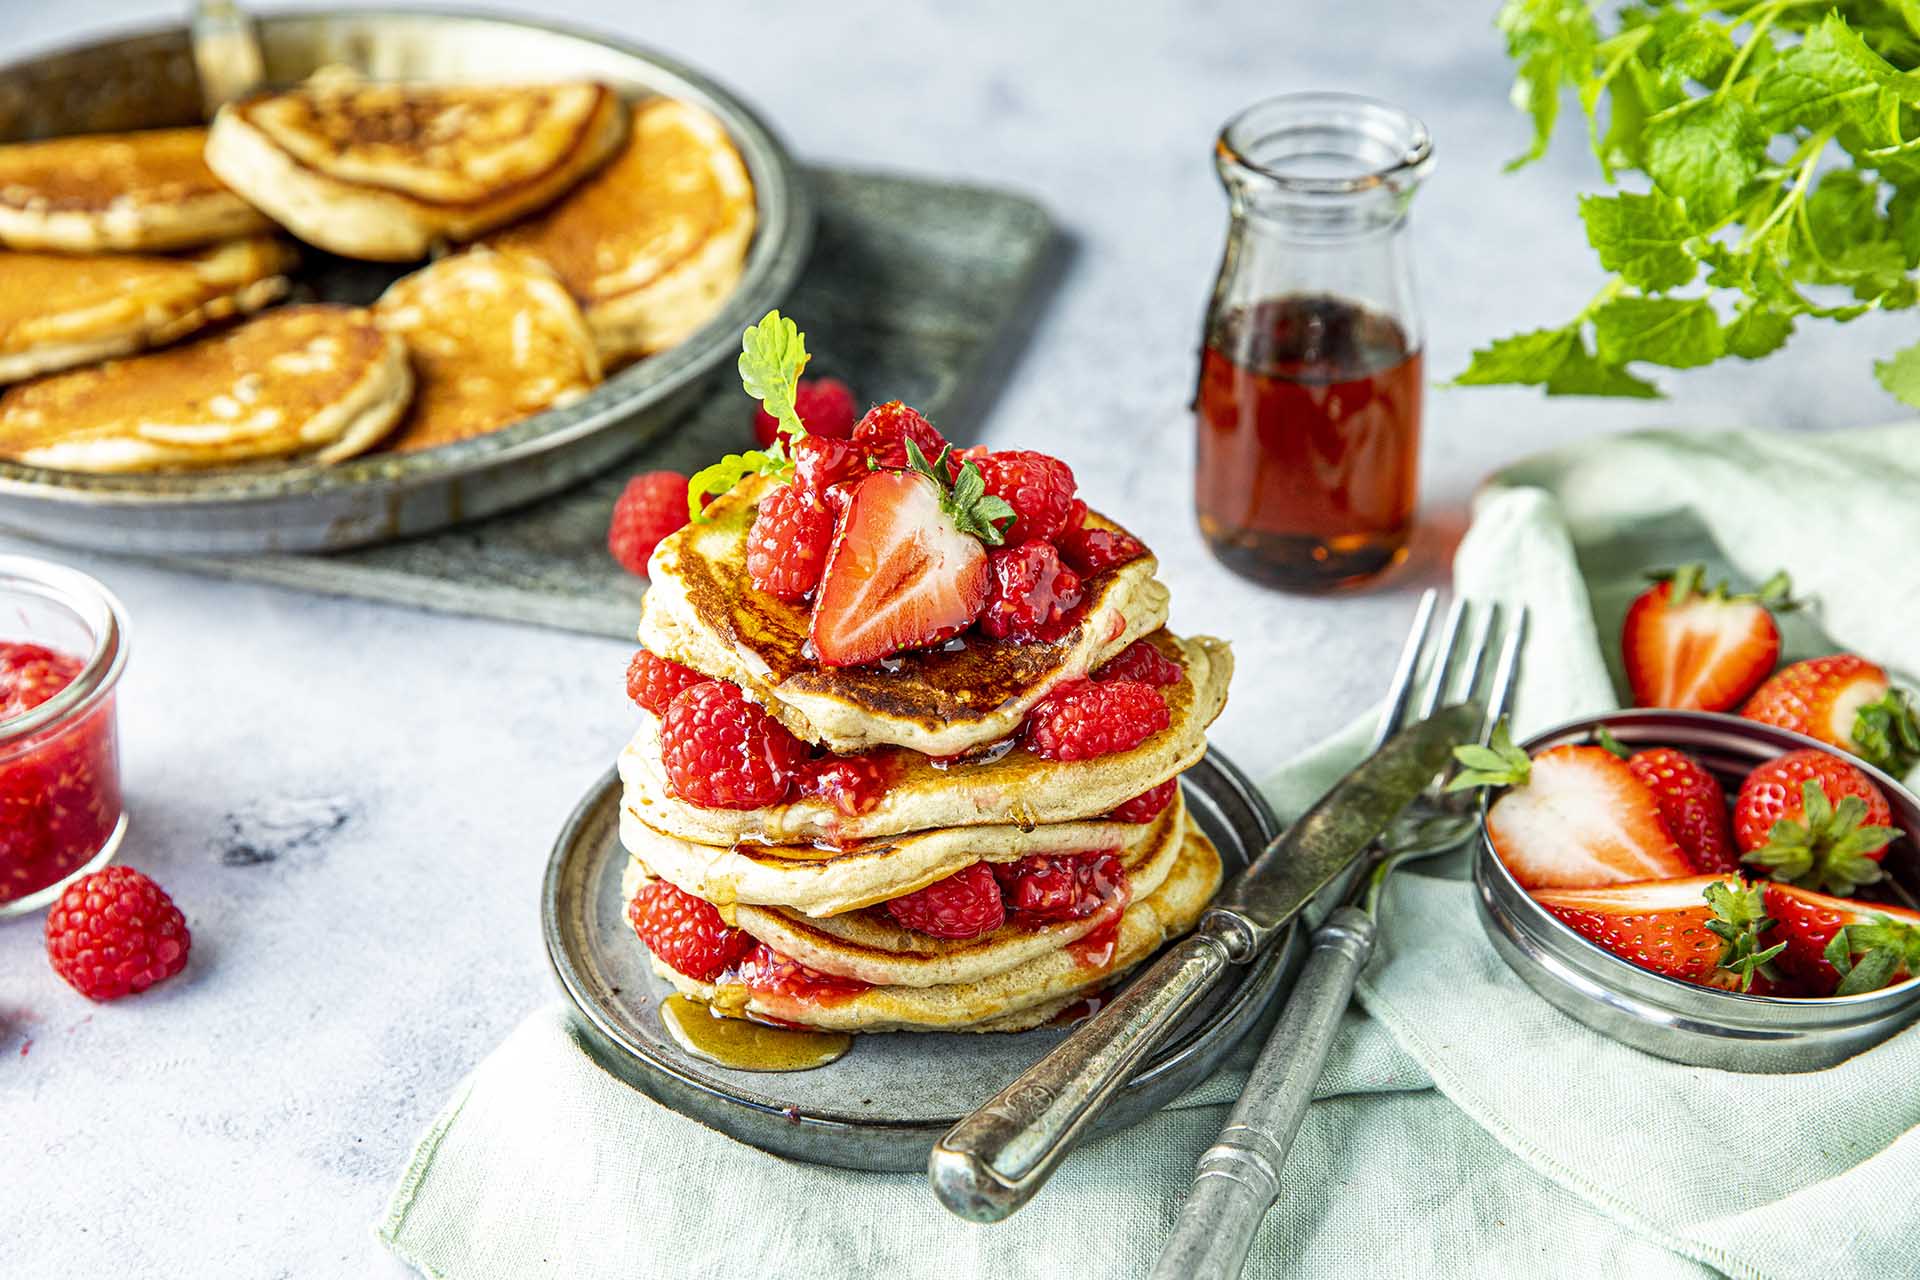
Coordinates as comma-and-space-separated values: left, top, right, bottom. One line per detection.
1459, 1, 1920, 406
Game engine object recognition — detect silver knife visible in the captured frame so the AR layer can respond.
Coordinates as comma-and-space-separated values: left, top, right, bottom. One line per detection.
928, 702, 1481, 1222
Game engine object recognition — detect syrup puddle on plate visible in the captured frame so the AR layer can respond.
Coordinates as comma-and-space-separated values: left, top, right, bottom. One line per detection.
658, 994, 852, 1072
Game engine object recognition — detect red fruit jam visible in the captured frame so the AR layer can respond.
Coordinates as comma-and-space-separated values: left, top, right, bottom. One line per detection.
732, 943, 872, 1004
1, 642, 123, 907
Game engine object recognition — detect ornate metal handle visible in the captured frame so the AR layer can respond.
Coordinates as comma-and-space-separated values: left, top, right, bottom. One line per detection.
929, 926, 1238, 1222
1148, 907, 1376, 1280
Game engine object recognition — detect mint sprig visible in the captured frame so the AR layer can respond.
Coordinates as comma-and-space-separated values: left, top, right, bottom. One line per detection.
686, 311, 813, 521
1464, 5, 1920, 405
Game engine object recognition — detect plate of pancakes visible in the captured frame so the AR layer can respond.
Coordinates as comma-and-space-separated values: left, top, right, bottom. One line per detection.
0, 9, 811, 553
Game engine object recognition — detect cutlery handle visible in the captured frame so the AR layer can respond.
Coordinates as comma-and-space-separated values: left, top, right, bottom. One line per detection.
1150, 908, 1376, 1280
929, 927, 1239, 1222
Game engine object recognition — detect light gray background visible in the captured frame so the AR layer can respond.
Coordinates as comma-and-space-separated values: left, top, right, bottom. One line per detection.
1, 2, 1896, 1275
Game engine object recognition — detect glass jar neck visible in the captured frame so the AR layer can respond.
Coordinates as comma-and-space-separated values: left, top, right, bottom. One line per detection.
1215, 92, 1432, 240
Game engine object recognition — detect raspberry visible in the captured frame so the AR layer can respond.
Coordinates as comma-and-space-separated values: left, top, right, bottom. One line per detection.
993, 851, 1127, 923
626, 650, 707, 715
852, 400, 948, 470
660, 681, 810, 810
884, 863, 1006, 939
790, 433, 869, 497
795, 753, 897, 816
607, 471, 690, 576
627, 878, 752, 981
979, 542, 1083, 642
45, 866, 190, 1002
1109, 779, 1177, 823
968, 450, 1077, 544
735, 942, 872, 1002
0, 643, 81, 719
1095, 639, 1182, 687
753, 378, 857, 448
1058, 517, 1149, 576
746, 483, 836, 600
1024, 678, 1170, 761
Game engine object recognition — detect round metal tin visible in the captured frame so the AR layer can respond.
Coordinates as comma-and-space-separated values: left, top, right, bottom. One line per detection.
0, 10, 812, 554
543, 748, 1300, 1172
1475, 710, 1920, 1073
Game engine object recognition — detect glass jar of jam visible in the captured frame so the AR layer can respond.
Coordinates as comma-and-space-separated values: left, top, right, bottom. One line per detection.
1194, 92, 1434, 591
0, 556, 129, 917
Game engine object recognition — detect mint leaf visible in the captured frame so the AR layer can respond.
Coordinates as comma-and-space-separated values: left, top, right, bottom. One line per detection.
1644, 99, 1764, 228
1498, 0, 1599, 169
1580, 190, 1696, 291
1755, 16, 1891, 132
1592, 295, 1723, 368
1643, 10, 1735, 82
1875, 339, 1920, 408
1453, 325, 1581, 386
737, 310, 810, 442
1893, 187, 1920, 268
1544, 342, 1662, 397
1724, 305, 1795, 360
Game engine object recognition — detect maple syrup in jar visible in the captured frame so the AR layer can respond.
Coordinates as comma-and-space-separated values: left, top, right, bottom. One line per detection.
1194, 93, 1433, 591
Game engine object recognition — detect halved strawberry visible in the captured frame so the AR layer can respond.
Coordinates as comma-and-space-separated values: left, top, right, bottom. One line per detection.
808, 445, 1012, 667
1762, 882, 1920, 996
1596, 732, 1739, 875
1454, 728, 1692, 889
1733, 748, 1900, 896
1741, 655, 1920, 777
1620, 564, 1789, 712
1534, 876, 1785, 992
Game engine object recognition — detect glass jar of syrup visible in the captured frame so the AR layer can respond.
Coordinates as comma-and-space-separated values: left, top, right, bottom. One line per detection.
1194, 93, 1434, 591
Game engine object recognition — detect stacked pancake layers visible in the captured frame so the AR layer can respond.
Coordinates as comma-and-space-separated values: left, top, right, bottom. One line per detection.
618, 475, 1234, 1034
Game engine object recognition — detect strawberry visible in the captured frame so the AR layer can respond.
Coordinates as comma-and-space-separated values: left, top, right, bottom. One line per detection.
1452, 725, 1691, 889
808, 444, 1012, 667
1534, 876, 1785, 993
1762, 882, 1920, 996
1595, 732, 1739, 875
1741, 655, 1920, 777
1620, 564, 1790, 712
1733, 749, 1899, 895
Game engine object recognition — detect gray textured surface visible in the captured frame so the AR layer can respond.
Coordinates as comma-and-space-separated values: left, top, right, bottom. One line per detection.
1, 2, 1905, 1278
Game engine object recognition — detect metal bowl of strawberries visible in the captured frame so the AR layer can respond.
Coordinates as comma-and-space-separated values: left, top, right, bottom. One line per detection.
1472, 709, 1920, 1073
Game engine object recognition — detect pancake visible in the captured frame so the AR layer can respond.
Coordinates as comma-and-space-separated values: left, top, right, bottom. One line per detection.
0, 304, 411, 472
0, 237, 294, 385
621, 799, 1168, 918
640, 472, 1172, 757
647, 818, 1223, 1032
373, 249, 600, 452
490, 96, 755, 364
206, 80, 628, 261
0, 127, 272, 252
620, 629, 1232, 846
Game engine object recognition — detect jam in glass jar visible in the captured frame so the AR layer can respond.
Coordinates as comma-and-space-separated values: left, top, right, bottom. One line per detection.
0, 556, 128, 917
1194, 92, 1433, 591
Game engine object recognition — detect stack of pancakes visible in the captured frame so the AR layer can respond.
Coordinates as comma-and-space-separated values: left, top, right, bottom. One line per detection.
0, 76, 754, 472
618, 476, 1235, 1033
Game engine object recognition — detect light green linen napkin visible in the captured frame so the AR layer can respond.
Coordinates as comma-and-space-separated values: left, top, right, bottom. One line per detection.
382, 424, 1920, 1280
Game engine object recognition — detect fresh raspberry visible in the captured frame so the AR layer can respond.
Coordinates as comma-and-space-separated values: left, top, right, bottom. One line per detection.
752, 377, 857, 448
795, 753, 897, 816
746, 483, 836, 600
0, 643, 81, 719
993, 851, 1127, 923
852, 400, 948, 470
968, 450, 1078, 544
45, 867, 190, 1002
1109, 779, 1177, 823
979, 542, 1083, 642
627, 878, 752, 981
1095, 639, 1182, 687
790, 433, 869, 497
626, 650, 707, 715
884, 863, 1006, 939
1058, 516, 1149, 576
607, 471, 690, 576
660, 681, 809, 810
735, 942, 872, 1002
1024, 678, 1170, 761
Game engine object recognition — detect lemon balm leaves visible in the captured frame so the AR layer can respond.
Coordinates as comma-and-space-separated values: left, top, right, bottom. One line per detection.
1644, 100, 1765, 230
1580, 190, 1695, 290
1876, 341, 1920, 405
1499, 0, 1601, 169
1453, 323, 1657, 397
1592, 296, 1723, 368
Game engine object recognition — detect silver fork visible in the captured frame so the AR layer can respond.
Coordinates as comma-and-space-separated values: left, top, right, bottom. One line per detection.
1149, 593, 1526, 1280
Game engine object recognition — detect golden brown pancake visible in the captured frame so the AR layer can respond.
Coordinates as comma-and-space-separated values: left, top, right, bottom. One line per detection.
640, 472, 1171, 757
0, 237, 294, 385
206, 80, 628, 261
0, 304, 412, 472
373, 249, 600, 452
490, 96, 755, 363
0, 127, 272, 252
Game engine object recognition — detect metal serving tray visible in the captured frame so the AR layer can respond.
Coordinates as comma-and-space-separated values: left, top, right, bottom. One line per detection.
0, 8, 812, 554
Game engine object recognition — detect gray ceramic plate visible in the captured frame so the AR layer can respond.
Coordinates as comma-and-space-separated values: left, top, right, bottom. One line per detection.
0, 9, 811, 554
543, 749, 1299, 1172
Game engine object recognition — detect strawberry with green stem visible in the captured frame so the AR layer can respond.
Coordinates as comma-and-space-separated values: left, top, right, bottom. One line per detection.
1735, 749, 1901, 897
1741, 655, 1920, 778
1763, 882, 1920, 997
1619, 563, 1792, 713
1533, 876, 1786, 994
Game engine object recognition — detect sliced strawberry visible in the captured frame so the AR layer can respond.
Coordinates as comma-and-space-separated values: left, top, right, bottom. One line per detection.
1534, 875, 1785, 992
1742, 654, 1920, 777
1477, 743, 1693, 890
1733, 748, 1900, 896
1763, 882, 1920, 996
1620, 564, 1787, 712
1596, 737, 1740, 875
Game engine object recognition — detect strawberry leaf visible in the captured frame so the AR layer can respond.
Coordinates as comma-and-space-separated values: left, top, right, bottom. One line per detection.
1703, 880, 1783, 993
1835, 945, 1902, 996
1744, 780, 1898, 896
905, 441, 1015, 546
738, 310, 811, 442
1447, 719, 1532, 791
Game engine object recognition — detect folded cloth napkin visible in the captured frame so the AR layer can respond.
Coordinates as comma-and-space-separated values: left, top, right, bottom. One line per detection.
382, 424, 1920, 1280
